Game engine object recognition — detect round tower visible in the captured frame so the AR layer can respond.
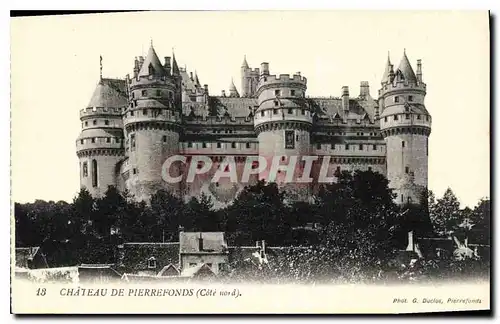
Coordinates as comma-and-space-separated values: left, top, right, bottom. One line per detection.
378, 51, 431, 205
76, 78, 127, 197
253, 63, 312, 200
123, 44, 182, 201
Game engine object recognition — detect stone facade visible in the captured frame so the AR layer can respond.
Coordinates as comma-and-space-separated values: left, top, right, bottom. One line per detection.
76, 45, 431, 207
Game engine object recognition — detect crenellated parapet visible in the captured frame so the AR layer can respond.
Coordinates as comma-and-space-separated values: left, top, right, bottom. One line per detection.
80, 107, 125, 118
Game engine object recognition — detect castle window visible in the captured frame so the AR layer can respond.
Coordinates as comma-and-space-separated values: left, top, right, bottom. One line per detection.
133, 168, 137, 175
316, 143, 321, 149
246, 143, 251, 149
231, 142, 236, 148
84, 121, 88, 126
80, 139, 84, 144
402, 140, 405, 148
394, 96, 399, 103
336, 166, 341, 175
142, 90, 147, 96
202, 142, 207, 148
417, 114, 421, 120
405, 166, 409, 174
291, 90, 296, 96
130, 110, 134, 116
345, 144, 349, 150
261, 111, 265, 117
82, 162, 88, 177
275, 90, 281, 96
401, 194, 404, 203
406, 114, 410, 120
130, 134, 136, 151
93, 120, 97, 125
217, 143, 222, 148
368, 166, 372, 171
91, 138, 96, 143
106, 137, 111, 143
131, 92, 135, 99
301, 109, 305, 115
143, 109, 147, 116
359, 144, 363, 150
162, 135, 167, 143
296, 134, 299, 141
288, 108, 293, 114
148, 257, 157, 269
384, 117, 387, 122
91, 159, 98, 188
156, 90, 161, 96
187, 142, 193, 148
408, 197, 412, 204
273, 109, 278, 114
426, 116, 430, 121
373, 144, 377, 150
104, 120, 109, 125
274, 101, 279, 107
408, 95, 413, 102
331, 143, 335, 149
394, 115, 399, 121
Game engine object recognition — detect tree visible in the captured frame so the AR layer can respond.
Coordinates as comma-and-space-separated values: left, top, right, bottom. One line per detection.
429, 188, 463, 237
149, 189, 184, 241
183, 192, 216, 232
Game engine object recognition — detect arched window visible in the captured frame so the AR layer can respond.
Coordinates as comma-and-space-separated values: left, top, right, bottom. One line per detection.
92, 159, 98, 188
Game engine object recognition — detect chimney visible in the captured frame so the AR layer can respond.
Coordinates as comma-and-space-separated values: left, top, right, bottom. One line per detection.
133, 57, 140, 78
203, 84, 209, 94
260, 62, 269, 76
406, 231, 414, 251
190, 72, 193, 81
164, 56, 171, 75
260, 240, 266, 258
178, 225, 184, 233
416, 59, 422, 83
341, 86, 349, 112
221, 90, 226, 97
138, 56, 145, 70
198, 233, 204, 251
359, 81, 370, 97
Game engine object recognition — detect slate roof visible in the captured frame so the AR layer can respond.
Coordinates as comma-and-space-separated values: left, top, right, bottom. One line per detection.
87, 78, 128, 109
117, 242, 180, 274
395, 52, 418, 84
138, 45, 166, 77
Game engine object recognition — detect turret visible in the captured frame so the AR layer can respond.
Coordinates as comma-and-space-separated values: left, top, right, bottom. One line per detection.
240, 55, 260, 98
124, 44, 182, 201
228, 79, 240, 98
378, 50, 431, 206
341, 86, 349, 112
253, 62, 311, 200
76, 62, 127, 197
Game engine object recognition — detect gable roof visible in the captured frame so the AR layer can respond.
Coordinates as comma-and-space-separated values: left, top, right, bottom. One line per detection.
157, 264, 180, 277
180, 263, 216, 278
179, 232, 227, 254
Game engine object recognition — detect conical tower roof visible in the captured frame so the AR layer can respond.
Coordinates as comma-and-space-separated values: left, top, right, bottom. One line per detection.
229, 79, 240, 97
172, 51, 180, 75
241, 55, 249, 68
194, 71, 200, 85
395, 51, 417, 83
381, 52, 392, 84
87, 79, 128, 108
138, 44, 166, 77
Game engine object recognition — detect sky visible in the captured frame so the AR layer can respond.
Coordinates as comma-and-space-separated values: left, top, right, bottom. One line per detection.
10, 11, 490, 207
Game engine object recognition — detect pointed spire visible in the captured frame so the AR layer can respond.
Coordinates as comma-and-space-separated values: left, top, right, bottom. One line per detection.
195, 71, 200, 85
229, 78, 240, 97
172, 49, 180, 76
242, 55, 249, 68
381, 52, 392, 84
395, 50, 417, 83
138, 43, 166, 77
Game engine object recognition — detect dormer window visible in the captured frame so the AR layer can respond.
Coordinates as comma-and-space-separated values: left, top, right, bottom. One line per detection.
148, 64, 155, 76
148, 257, 157, 269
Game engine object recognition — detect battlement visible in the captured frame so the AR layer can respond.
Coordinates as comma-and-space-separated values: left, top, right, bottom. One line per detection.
80, 107, 125, 117
379, 80, 426, 95
260, 74, 307, 85
129, 75, 177, 87
184, 115, 254, 125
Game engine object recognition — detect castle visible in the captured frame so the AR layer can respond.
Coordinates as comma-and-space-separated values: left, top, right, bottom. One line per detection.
76, 44, 432, 208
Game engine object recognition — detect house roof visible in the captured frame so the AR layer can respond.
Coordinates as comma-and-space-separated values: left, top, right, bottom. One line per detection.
157, 264, 180, 277
180, 263, 216, 277
119, 242, 180, 269
395, 51, 417, 84
179, 232, 227, 254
